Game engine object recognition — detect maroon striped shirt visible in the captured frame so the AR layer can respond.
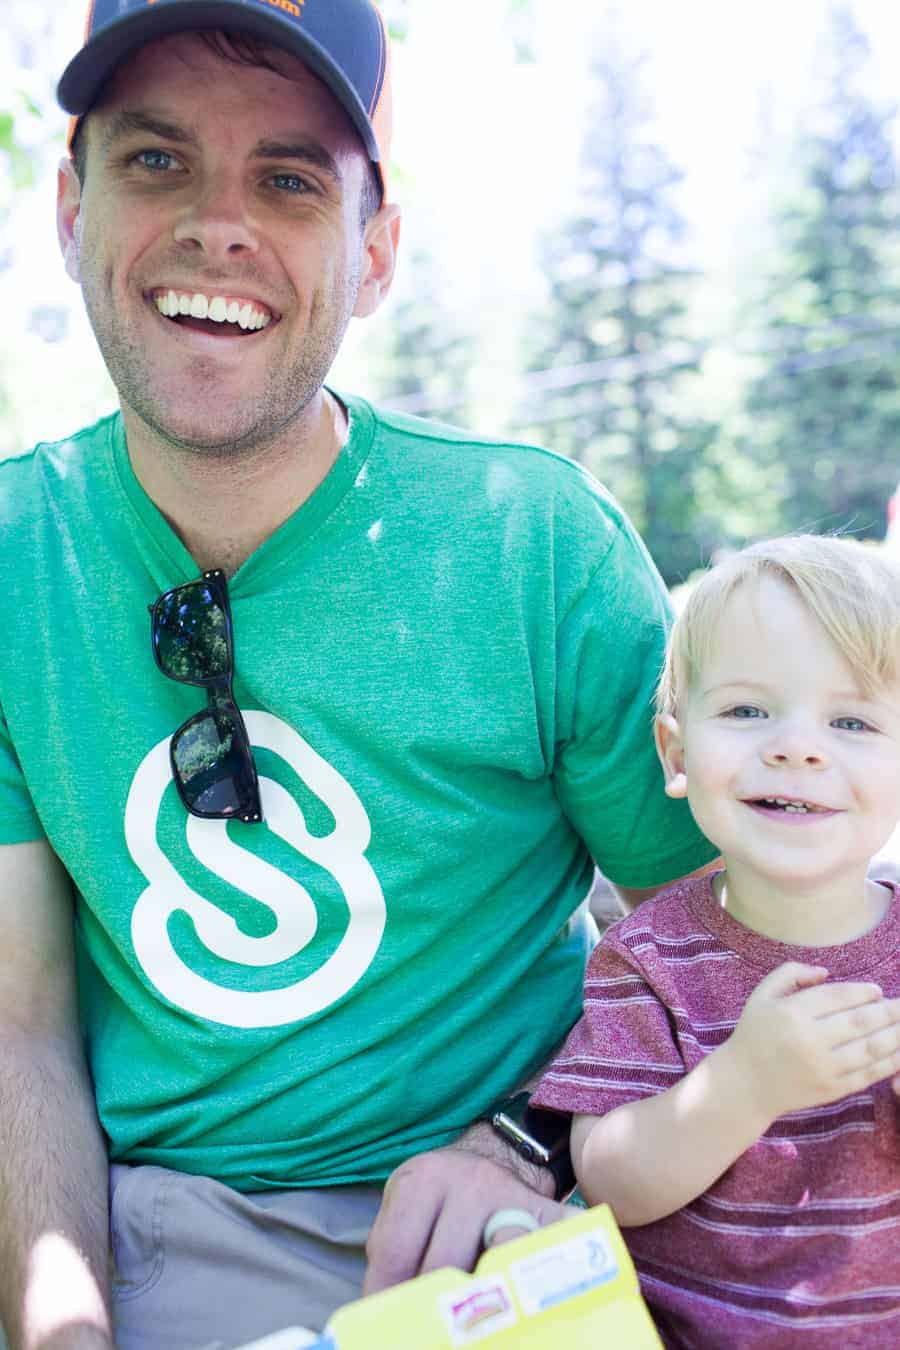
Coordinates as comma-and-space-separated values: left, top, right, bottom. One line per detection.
533, 874, 900, 1348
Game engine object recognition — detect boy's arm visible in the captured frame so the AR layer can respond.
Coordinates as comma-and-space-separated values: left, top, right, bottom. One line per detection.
572, 1040, 768, 1225
572, 962, 900, 1228
0, 839, 113, 1350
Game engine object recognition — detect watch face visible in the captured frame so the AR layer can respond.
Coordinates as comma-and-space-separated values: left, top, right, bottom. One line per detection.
492, 1107, 555, 1166
490, 1099, 576, 1201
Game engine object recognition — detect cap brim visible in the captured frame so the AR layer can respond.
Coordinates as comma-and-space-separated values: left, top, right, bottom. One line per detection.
57, 0, 381, 166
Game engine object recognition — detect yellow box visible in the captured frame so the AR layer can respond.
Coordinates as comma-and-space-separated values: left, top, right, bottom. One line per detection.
323, 1205, 661, 1349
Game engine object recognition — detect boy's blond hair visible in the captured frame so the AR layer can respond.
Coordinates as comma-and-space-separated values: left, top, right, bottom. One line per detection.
657, 535, 900, 717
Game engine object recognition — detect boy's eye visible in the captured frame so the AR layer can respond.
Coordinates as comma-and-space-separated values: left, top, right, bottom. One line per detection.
724, 705, 766, 719
832, 716, 873, 732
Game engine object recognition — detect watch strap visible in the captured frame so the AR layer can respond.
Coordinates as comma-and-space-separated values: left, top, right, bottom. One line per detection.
488, 1092, 576, 1201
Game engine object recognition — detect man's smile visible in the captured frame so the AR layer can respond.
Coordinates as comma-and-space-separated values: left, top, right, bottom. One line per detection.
148, 287, 277, 335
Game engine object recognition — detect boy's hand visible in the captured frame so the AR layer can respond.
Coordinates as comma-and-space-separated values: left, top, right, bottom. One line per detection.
725, 962, 900, 1122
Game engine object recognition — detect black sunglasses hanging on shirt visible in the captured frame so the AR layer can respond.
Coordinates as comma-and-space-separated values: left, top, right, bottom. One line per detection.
149, 569, 263, 823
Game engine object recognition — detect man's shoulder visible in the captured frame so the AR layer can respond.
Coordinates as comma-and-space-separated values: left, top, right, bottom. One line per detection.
351, 393, 633, 533
0, 412, 119, 509
365, 395, 594, 474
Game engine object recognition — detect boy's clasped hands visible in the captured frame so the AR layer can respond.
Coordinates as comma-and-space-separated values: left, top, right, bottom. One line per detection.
725, 960, 900, 1121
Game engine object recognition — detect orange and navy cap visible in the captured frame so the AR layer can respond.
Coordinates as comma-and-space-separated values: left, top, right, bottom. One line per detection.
58, 0, 393, 203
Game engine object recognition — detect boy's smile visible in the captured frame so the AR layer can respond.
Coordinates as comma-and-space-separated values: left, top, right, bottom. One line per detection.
657, 574, 900, 940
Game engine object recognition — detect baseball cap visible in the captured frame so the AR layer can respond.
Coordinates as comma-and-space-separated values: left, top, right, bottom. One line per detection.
58, 0, 392, 202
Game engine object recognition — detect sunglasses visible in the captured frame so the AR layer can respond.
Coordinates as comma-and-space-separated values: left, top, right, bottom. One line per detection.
150, 569, 263, 823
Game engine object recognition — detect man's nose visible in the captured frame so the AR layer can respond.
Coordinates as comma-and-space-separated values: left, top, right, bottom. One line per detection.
172, 177, 259, 258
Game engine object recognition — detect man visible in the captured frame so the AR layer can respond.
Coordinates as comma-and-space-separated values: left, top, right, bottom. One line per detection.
0, 2, 718, 1347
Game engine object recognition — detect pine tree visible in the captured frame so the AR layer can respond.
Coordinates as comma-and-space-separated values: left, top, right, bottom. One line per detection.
358, 249, 478, 426
743, 5, 900, 540
518, 24, 720, 584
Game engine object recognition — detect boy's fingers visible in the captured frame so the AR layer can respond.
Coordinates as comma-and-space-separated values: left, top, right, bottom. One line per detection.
831, 1017, 900, 1073
837, 1043, 900, 1095
792, 980, 885, 1019
757, 962, 830, 998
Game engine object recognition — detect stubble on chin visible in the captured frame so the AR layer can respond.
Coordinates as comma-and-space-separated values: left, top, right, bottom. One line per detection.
79, 254, 361, 462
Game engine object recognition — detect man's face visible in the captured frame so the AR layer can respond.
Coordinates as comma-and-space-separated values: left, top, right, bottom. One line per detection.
58, 33, 392, 456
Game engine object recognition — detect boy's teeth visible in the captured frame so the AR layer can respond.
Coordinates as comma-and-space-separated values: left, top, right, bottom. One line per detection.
761, 797, 814, 813
154, 291, 272, 330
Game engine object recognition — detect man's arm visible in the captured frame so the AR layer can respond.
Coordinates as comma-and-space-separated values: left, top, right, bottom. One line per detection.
611, 856, 722, 914
0, 840, 112, 1350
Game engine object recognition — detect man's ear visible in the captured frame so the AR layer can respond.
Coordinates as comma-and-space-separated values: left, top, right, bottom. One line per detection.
655, 713, 688, 799
57, 157, 83, 284
353, 203, 401, 319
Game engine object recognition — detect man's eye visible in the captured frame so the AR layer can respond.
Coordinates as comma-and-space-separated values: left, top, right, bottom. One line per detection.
832, 716, 872, 732
724, 705, 765, 719
270, 173, 308, 193
135, 149, 181, 172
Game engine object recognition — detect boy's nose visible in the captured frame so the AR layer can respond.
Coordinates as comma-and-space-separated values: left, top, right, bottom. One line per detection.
761, 740, 827, 769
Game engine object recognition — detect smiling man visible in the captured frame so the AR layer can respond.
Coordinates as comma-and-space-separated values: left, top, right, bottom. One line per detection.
0, 2, 718, 1348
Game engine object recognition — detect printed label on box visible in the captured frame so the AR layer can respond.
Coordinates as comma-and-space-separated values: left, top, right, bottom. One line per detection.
440, 1276, 518, 1345
510, 1227, 619, 1315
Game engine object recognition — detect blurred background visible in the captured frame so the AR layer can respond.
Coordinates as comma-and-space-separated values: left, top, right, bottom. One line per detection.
3, 0, 900, 588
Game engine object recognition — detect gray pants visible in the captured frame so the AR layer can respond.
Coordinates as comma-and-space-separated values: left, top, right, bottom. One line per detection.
110, 1164, 382, 1349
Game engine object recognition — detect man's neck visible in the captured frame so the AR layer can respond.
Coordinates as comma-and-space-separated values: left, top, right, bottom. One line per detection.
120, 389, 349, 575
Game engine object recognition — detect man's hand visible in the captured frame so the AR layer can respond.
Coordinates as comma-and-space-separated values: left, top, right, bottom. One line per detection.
364, 1132, 575, 1295
726, 962, 900, 1121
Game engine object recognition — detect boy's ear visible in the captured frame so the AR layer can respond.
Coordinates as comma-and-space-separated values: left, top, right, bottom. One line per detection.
655, 713, 688, 799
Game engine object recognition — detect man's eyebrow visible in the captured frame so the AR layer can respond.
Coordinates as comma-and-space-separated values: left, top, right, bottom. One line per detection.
100, 110, 200, 154
252, 138, 343, 181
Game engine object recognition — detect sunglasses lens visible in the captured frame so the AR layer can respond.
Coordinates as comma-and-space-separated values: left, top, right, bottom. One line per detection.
154, 582, 230, 682
171, 705, 260, 819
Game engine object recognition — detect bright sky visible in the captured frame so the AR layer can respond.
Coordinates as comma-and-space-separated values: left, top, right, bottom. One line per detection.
3, 0, 900, 445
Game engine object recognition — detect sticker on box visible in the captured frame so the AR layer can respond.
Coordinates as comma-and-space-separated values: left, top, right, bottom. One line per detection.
510, 1226, 619, 1315
440, 1276, 518, 1345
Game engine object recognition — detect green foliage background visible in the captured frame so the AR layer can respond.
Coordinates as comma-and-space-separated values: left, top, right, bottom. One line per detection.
3, 2, 900, 585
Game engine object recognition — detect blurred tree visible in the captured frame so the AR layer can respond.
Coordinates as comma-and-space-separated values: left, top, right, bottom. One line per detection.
742, 4, 900, 540
361, 248, 478, 426
517, 20, 723, 584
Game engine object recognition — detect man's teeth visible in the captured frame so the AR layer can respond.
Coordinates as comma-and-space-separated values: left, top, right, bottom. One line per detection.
154, 291, 272, 331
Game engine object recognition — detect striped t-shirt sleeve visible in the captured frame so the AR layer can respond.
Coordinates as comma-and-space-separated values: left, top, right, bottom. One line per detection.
532, 934, 687, 1115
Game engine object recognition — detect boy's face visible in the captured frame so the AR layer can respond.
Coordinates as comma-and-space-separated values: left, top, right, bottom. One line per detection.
656, 576, 900, 894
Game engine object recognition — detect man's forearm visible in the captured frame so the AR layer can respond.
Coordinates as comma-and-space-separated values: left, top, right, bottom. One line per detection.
0, 1030, 112, 1350
445, 1119, 558, 1198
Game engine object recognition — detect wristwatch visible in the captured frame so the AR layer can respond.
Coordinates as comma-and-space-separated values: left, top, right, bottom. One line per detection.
488, 1091, 576, 1200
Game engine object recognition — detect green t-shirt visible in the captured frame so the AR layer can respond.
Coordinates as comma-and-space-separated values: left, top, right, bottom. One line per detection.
0, 395, 715, 1188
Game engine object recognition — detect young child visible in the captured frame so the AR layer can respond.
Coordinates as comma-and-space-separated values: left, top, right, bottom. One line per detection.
532, 535, 900, 1348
